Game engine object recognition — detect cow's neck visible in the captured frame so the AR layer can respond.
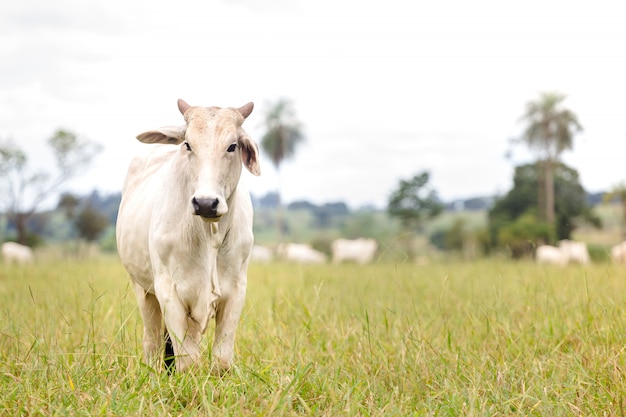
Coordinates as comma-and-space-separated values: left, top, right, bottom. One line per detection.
203, 220, 223, 249
201, 187, 238, 249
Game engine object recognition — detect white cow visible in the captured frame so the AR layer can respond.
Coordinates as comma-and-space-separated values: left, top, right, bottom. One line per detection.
250, 245, 273, 263
536, 245, 567, 266
611, 241, 626, 264
558, 239, 590, 265
331, 238, 378, 264
536, 240, 590, 266
116, 99, 260, 374
1, 242, 34, 265
277, 243, 327, 264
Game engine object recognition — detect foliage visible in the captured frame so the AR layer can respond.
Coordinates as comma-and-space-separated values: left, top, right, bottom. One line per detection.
311, 202, 349, 229
341, 209, 398, 241
387, 172, 444, 260
1, 258, 626, 415
519, 91, 582, 160
430, 218, 469, 252
488, 162, 599, 254
497, 212, 553, 258
74, 204, 109, 242
387, 171, 443, 231
259, 99, 305, 240
259, 98, 306, 172
445, 218, 468, 251
58, 193, 81, 219
430, 215, 491, 259
0, 130, 102, 244
0, 141, 27, 176
58, 193, 110, 243
517, 92, 583, 224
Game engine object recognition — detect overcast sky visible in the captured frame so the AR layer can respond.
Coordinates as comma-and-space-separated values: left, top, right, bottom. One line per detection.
1, 0, 625, 209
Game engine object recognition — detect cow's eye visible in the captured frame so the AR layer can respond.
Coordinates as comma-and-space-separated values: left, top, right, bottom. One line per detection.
184, 142, 192, 152
227, 143, 237, 153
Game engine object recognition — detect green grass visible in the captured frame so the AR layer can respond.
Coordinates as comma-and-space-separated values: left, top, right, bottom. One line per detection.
1, 258, 625, 415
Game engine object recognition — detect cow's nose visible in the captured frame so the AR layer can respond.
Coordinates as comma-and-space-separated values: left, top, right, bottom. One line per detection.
192, 197, 220, 218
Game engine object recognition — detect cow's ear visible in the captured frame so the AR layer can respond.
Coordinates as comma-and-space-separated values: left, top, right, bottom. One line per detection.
239, 133, 261, 176
136, 126, 186, 144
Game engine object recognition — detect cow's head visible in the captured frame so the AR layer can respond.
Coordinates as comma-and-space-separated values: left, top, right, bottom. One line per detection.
136, 99, 261, 221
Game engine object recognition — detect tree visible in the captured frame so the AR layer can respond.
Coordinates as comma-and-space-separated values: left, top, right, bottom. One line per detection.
496, 213, 553, 259
518, 92, 583, 225
75, 204, 109, 242
488, 162, 600, 256
0, 130, 102, 244
387, 172, 443, 259
58, 193, 81, 222
259, 99, 305, 239
429, 218, 469, 253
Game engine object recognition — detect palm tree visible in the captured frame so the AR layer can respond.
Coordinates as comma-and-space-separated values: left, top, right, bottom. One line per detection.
259, 98, 305, 238
519, 92, 583, 225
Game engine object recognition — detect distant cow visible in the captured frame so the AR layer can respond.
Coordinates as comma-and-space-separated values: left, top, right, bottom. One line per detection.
331, 238, 378, 264
277, 243, 326, 264
611, 241, 626, 264
116, 99, 260, 374
558, 239, 590, 265
536, 240, 590, 266
536, 245, 567, 266
250, 245, 273, 263
1, 242, 34, 265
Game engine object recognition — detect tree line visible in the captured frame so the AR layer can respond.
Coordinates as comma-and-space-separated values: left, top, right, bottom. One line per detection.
1, 93, 623, 259
0, 130, 103, 245
385, 92, 611, 259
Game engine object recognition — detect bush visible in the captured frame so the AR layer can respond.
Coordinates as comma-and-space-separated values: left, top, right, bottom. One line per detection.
497, 213, 554, 259
587, 244, 611, 263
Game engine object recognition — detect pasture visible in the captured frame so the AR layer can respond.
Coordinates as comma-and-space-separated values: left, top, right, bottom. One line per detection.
1, 258, 625, 415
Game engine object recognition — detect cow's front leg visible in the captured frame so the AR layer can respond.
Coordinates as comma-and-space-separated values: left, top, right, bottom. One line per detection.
155, 279, 202, 373
132, 281, 163, 369
212, 282, 246, 375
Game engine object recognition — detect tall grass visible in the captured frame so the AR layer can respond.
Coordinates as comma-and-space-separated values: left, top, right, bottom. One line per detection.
0, 258, 625, 415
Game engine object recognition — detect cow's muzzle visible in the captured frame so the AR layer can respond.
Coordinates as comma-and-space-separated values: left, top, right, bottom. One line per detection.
192, 197, 221, 219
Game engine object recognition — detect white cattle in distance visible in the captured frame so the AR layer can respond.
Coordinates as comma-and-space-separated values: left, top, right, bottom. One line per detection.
536, 240, 590, 266
116, 99, 260, 374
250, 245, 273, 263
536, 245, 567, 266
558, 239, 590, 265
1, 242, 34, 265
611, 241, 626, 264
277, 243, 326, 264
331, 238, 378, 264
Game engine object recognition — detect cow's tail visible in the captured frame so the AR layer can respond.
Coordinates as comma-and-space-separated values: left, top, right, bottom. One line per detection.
164, 330, 175, 374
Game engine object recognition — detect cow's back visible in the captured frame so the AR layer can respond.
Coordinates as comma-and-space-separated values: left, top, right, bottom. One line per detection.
116, 145, 177, 288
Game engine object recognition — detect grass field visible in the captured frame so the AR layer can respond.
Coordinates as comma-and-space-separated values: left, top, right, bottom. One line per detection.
1, 258, 625, 416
